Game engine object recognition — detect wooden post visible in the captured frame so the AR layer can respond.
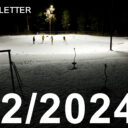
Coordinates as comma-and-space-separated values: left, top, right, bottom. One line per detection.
110, 34, 113, 51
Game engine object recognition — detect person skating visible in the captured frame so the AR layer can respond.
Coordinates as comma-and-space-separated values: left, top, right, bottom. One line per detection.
42, 35, 45, 43
51, 36, 53, 45
33, 36, 35, 44
63, 36, 66, 42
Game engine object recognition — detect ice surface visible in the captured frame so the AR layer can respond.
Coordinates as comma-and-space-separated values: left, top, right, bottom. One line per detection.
0, 34, 127, 55
0, 34, 128, 96
0, 34, 128, 128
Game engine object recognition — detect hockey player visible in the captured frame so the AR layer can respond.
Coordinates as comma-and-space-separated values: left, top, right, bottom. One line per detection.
42, 35, 45, 43
33, 36, 35, 44
63, 36, 66, 42
51, 36, 53, 45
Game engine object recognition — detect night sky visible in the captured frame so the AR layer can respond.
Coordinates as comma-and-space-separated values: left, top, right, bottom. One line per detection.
0, 0, 128, 35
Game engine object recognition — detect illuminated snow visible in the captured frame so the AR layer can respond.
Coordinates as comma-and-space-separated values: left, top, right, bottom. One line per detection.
0, 34, 127, 55
0, 34, 128, 127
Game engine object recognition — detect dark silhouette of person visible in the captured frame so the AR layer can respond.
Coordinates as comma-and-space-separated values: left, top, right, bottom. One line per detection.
63, 36, 66, 41
33, 36, 35, 44
51, 36, 53, 45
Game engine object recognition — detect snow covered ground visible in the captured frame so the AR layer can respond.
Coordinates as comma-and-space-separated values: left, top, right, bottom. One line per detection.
0, 34, 128, 54
0, 34, 128, 128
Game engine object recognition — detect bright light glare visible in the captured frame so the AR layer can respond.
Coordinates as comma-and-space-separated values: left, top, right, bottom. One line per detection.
49, 5, 55, 13
50, 5, 53, 8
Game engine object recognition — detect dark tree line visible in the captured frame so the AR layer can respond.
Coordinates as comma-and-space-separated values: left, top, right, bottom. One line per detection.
0, 0, 128, 35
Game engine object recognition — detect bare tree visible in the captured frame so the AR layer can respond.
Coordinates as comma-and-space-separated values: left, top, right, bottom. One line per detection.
77, 13, 86, 32
61, 10, 70, 31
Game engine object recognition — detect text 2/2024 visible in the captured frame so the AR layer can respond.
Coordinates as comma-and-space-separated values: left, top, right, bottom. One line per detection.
1, 93, 128, 124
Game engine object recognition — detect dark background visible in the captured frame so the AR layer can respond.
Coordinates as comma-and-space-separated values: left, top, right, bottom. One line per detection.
0, 0, 128, 35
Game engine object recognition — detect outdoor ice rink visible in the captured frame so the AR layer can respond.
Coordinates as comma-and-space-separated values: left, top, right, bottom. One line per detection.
0, 34, 128, 128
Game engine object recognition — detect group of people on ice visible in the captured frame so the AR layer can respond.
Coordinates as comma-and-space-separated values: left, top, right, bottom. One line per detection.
33, 35, 66, 45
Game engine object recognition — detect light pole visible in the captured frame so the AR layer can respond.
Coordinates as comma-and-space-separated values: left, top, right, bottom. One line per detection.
44, 5, 55, 34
